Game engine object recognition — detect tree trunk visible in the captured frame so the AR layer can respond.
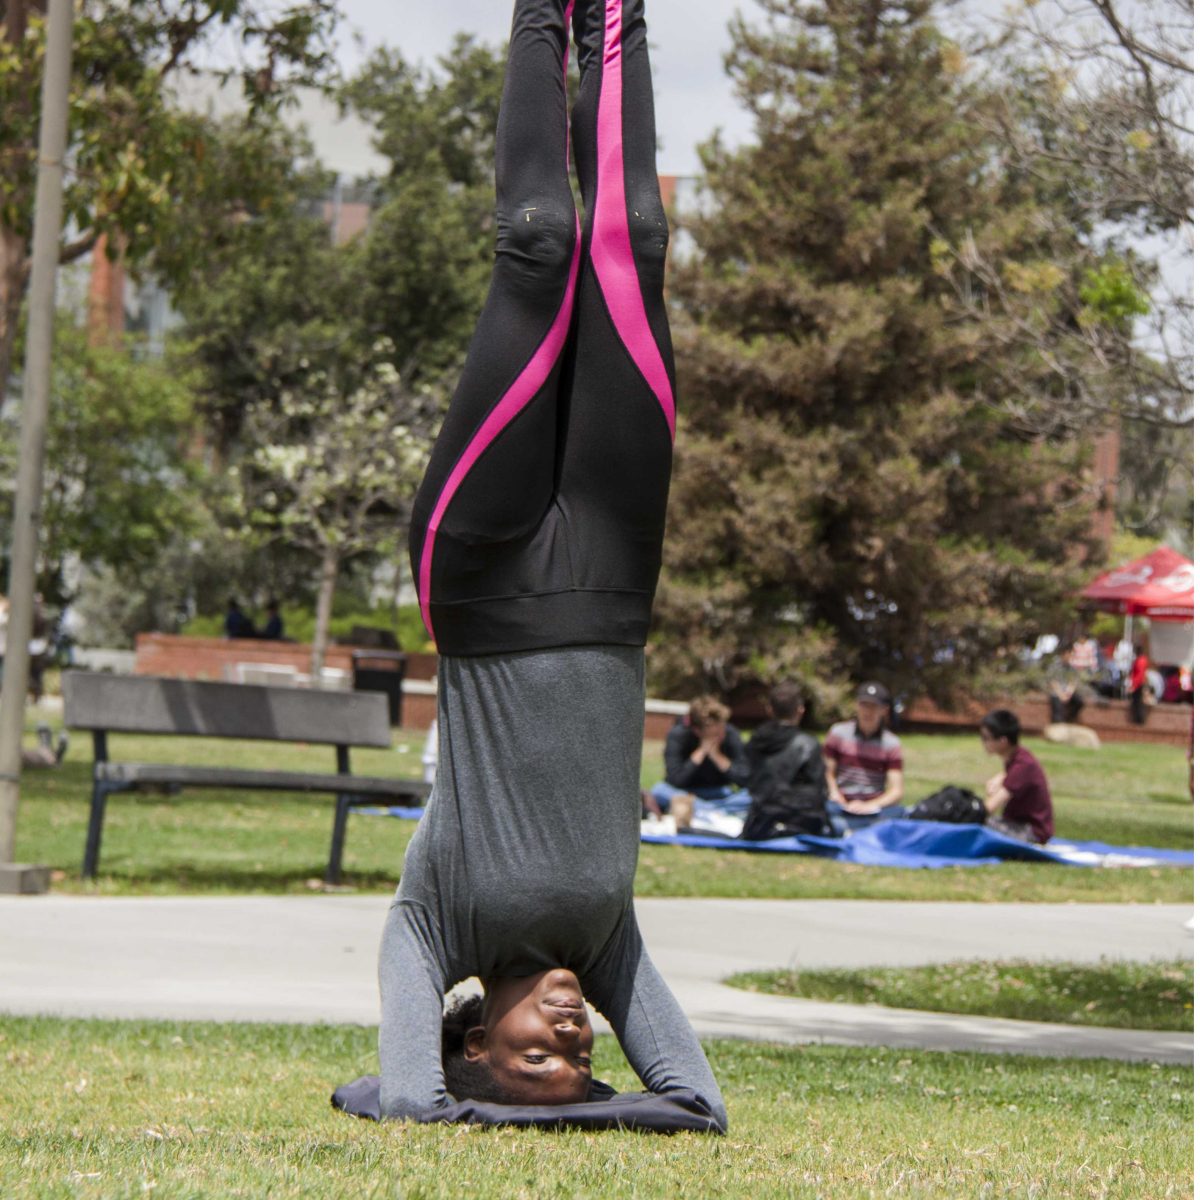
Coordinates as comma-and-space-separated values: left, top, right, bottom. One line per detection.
85, 233, 126, 348
0, 225, 30, 404
310, 543, 339, 681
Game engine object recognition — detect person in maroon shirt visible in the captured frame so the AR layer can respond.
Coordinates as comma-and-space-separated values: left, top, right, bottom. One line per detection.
979, 709, 1054, 844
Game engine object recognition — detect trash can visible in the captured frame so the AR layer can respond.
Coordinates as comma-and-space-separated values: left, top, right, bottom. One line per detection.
351, 650, 407, 727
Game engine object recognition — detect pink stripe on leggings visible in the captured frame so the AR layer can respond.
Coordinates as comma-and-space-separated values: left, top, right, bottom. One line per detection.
418, 5, 580, 642
591, 0, 675, 438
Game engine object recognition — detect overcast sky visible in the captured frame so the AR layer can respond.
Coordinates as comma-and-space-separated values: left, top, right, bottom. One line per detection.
328, 1, 1003, 176
315, 2, 1188, 289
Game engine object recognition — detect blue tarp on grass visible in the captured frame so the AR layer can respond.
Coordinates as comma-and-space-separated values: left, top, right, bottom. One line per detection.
638, 820, 1193, 869
373, 804, 1191, 869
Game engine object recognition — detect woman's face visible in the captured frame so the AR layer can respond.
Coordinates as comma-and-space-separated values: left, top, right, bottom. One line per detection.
466, 968, 595, 1104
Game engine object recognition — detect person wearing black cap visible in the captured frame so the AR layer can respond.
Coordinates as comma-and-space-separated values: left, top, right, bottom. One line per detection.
823, 682, 905, 831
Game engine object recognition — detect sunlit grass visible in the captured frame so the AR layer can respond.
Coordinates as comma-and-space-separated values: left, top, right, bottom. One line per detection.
727, 959, 1195, 1031
0, 1015, 1192, 1199
16, 716, 1192, 902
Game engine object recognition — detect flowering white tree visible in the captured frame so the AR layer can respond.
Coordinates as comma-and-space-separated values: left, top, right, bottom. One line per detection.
235, 354, 438, 676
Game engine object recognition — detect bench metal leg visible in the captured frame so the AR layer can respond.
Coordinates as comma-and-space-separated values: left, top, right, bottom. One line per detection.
326, 794, 355, 886
83, 779, 111, 879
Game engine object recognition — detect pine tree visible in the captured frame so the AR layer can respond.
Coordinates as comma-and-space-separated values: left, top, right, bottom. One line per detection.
656, 0, 1126, 707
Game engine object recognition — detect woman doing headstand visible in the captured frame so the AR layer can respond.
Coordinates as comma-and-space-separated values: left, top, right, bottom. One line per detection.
341, 0, 727, 1133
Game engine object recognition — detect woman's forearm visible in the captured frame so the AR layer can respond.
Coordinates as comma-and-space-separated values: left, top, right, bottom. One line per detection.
378, 902, 449, 1119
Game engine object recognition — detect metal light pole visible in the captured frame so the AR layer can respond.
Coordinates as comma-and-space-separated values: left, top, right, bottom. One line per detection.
0, 0, 74, 893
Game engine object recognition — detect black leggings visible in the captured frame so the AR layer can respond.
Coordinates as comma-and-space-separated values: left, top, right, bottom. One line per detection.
409, 0, 674, 657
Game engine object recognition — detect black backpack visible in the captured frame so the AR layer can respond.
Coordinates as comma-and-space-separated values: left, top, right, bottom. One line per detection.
908, 786, 986, 825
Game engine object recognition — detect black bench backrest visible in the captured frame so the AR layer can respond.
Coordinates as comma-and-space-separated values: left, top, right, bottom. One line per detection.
62, 672, 392, 748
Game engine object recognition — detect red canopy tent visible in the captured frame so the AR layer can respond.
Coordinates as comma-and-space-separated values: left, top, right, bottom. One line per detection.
1081, 545, 1194, 622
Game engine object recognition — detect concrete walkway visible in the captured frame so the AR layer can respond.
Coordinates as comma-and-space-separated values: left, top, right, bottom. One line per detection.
0, 896, 1191, 1064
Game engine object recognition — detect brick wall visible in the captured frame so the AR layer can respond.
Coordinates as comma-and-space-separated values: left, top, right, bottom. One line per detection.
134, 634, 355, 680
400, 682, 437, 731
904, 694, 1191, 747
135, 636, 1187, 747
133, 635, 686, 741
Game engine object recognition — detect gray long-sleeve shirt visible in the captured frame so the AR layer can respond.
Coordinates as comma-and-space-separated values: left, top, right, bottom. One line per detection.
377, 646, 727, 1131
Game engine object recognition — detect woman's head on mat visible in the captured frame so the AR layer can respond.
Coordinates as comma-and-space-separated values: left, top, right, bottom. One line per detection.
442, 969, 594, 1104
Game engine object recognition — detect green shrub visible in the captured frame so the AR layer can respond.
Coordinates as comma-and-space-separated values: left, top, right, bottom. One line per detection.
183, 602, 432, 651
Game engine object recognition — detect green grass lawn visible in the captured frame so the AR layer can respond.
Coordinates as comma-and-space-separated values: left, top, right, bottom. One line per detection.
727, 959, 1195, 1031
0, 1016, 1191, 1199
14, 718, 1192, 901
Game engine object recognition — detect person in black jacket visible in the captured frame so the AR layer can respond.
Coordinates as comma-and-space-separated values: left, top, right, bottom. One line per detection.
741, 681, 835, 841
259, 599, 285, 641
649, 695, 751, 828
223, 598, 255, 640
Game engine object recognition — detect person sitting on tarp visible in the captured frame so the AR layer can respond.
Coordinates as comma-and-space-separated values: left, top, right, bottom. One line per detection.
979, 708, 1055, 844
649, 695, 751, 831
741, 680, 836, 840
823, 682, 905, 830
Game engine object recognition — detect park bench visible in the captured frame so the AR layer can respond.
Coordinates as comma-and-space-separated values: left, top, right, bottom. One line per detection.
62, 671, 430, 885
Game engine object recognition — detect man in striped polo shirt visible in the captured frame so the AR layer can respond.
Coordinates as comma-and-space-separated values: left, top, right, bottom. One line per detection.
823, 682, 905, 831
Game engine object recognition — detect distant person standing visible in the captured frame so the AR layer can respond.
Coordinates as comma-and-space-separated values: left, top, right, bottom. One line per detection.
27, 594, 49, 702
223, 598, 255, 640
421, 719, 439, 786
1128, 641, 1150, 725
55, 602, 81, 666
823, 682, 905, 830
979, 709, 1054, 844
260, 599, 285, 641
1113, 636, 1134, 675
